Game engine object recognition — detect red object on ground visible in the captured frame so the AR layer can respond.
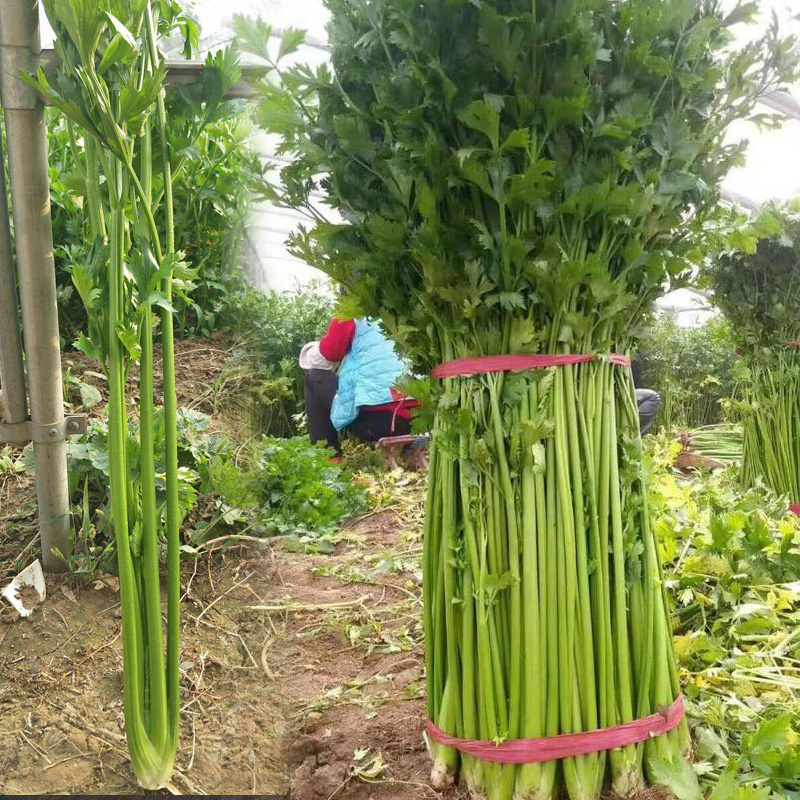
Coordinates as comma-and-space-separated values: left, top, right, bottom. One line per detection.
431, 352, 631, 378
427, 696, 685, 764
369, 387, 422, 419
319, 318, 357, 362
791, 503, 800, 516
329, 455, 343, 463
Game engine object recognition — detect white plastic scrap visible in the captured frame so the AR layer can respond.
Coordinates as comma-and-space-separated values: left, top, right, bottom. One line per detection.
1, 559, 46, 617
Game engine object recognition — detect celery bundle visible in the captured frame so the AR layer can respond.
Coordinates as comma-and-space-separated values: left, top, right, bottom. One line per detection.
710, 205, 800, 504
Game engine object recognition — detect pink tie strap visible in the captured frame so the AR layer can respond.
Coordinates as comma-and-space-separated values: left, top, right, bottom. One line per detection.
431, 352, 631, 379
426, 695, 685, 764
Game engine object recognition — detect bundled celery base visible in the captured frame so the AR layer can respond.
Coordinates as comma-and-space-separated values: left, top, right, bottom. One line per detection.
739, 353, 800, 503
424, 359, 698, 800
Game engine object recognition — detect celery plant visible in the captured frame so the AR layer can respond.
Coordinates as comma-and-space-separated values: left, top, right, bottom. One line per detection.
247, 0, 796, 797
709, 204, 800, 505
26, 0, 239, 788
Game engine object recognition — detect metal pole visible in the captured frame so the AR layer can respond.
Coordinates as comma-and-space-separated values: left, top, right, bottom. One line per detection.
0, 0, 69, 571
0, 120, 27, 425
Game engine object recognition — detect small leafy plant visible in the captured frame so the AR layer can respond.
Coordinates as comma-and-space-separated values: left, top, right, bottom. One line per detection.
249, 436, 368, 543
53, 478, 116, 586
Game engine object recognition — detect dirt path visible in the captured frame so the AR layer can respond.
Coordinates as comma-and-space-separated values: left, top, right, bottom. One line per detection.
254, 473, 463, 800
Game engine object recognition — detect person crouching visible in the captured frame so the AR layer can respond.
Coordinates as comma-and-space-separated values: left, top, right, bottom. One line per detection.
300, 317, 412, 458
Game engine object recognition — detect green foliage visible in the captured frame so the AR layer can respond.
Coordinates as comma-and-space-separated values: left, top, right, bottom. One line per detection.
249, 436, 368, 541
634, 314, 737, 431
650, 439, 800, 796
243, 0, 798, 371
23, 408, 255, 566
706, 204, 800, 500
234, 282, 334, 437
170, 115, 261, 338
0, 446, 24, 476
708, 204, 800, 350
45, 95, 258, 343
65, 413, 200, 521
239, 282, 335, 365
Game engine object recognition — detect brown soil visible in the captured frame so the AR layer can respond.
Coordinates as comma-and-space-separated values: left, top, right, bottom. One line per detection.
0, 468, 450, 797
252, 480, 465, 800
0, 557, 288, 794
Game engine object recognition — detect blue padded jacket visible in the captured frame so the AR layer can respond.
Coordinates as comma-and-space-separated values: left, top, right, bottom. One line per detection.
330, 318, 405, 431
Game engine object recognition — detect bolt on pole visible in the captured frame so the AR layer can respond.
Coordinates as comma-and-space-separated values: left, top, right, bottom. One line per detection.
0, 0, 70, 572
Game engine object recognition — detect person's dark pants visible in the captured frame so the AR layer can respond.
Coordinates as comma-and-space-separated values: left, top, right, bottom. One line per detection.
303, 369, 411, 455
636, 389, 661, 435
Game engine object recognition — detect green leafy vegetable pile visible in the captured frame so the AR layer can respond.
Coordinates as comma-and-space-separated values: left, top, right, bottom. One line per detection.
242, 0, 797, 796
249, 436, 368, 546
650, 440, 800, 797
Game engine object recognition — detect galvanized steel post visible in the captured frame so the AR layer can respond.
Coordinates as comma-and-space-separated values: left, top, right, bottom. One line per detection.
0, 122, 27, 426
0, 0, 69, 571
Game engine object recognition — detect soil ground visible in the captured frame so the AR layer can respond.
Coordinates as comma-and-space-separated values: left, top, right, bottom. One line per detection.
259, 478, 464, 800
0, 336, 459, 798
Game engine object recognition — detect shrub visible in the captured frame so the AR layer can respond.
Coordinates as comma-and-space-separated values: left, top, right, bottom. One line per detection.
46, 106, 259, 343
634, 314, 737, 431
231, 282, 335, 437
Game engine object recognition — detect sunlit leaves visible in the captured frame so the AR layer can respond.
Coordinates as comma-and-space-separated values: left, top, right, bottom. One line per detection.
650, 444, 800, 795
278, 28, 306, 60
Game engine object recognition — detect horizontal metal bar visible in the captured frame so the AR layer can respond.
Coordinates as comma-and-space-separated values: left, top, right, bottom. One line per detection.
162, 59, 260, 98
0, 413, 86, 445
34, 50, 259, 100
721, 188, 760, 212
22, 47, 800, 115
